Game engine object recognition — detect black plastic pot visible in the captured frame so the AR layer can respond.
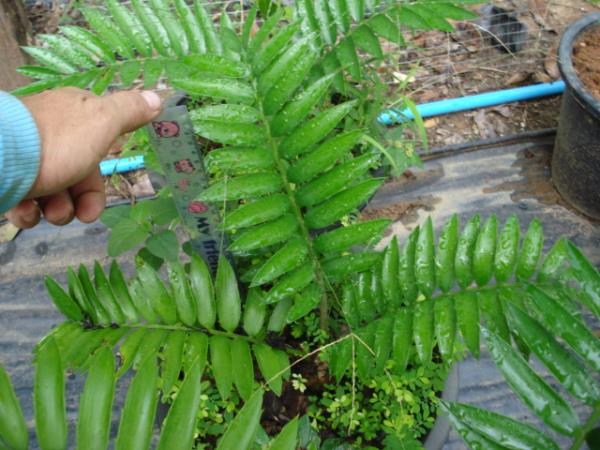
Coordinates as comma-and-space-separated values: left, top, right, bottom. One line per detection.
552, 12, 600, 219
423, 363, 459, 450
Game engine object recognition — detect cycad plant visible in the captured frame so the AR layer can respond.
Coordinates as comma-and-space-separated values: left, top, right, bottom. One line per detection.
2, 1, 600, 449
330, 216, 600, 449
2, 255, 296, 450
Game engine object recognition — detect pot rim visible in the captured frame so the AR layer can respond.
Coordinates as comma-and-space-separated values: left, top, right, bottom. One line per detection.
558, 12, 600, 119
423, 363, 459, 450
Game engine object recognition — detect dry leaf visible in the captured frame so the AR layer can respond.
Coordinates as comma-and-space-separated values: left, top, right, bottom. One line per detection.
506, 72, 531, 85
532, 71, 552, 84
491, 106, 511, 118
392, 72, 415, 83
0, 222, 20, 243
130, 174, 155, 198
424, 118, 439, 128
544, 54, 560, 79
474, 110, 496, 138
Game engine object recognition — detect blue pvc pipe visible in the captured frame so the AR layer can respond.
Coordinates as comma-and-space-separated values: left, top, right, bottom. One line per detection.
99, 81, 566, 175
99, 155, 145, 176
378, 80, 566, 124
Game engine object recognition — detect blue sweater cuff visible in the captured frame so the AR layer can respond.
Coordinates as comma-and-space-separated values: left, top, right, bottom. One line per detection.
0, 91, 41, 214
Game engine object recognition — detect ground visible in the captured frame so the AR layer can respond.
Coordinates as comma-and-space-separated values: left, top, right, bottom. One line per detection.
2, 0, 599, 212
2, 2, 600, 447
381, 0, 600, 147
573, 21, 600, 100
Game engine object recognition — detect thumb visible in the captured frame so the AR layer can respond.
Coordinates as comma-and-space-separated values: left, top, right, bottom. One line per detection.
101, 90, 162, 135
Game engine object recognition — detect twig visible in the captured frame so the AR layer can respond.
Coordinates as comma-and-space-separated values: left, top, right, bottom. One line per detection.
219, 174, 228, 259
348, 336, 357, 434
264, 334, 353, 387
470, 22, 518, 57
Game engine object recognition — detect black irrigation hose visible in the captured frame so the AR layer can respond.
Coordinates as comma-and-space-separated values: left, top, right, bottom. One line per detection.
104, 194, 157, 209
419, 127, 557, 161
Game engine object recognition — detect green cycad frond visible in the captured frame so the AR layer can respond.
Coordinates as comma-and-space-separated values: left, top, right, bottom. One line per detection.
295, 0, 478, 92
13, 0, 229, 96
440, 401, 561, 450
333, 214, 600, 373
0, 356, 296, 450
180, 18, 391, 321
331, 214, 600, 449
0, 255, 298, 449
442, 302, 600, 449
13, 0, 479, 97
44, 255, 291, 398
12, 0, 483, 320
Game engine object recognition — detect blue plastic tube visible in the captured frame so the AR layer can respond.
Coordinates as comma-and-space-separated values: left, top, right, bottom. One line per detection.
99, 155, 145, 176
378, 80, 566, 124
99, 81, 566, 174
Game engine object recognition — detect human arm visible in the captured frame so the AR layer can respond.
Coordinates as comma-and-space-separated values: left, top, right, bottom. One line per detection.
1, 87, 162, 228
0, 91, 40, 217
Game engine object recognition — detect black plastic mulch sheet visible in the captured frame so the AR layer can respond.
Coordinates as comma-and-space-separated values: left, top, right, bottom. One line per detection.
1, 137, 599, 449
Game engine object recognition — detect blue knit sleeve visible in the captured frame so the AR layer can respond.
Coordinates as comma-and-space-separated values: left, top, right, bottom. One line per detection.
0, 91, 40, 214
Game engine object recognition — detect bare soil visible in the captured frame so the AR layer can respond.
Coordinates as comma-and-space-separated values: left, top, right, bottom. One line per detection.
573, 23, 600, 101
361, 194, 440, 226
388, 0, 600, 148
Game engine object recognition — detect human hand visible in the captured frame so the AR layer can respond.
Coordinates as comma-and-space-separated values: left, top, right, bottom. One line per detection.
5, 87, 162, 229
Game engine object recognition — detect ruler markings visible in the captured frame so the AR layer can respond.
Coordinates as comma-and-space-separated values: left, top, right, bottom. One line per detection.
147, 105, 223, 273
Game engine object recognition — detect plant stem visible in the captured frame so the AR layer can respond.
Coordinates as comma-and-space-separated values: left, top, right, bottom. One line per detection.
264, 334, 352, 386
114, 323, 258, 343
570, 402, 600, 450
253, 86, 330, 331
319, 292, 329, 330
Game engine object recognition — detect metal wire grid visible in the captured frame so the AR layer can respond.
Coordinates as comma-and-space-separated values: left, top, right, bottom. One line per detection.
24, 1, 599, 101
380, 2, 580, 102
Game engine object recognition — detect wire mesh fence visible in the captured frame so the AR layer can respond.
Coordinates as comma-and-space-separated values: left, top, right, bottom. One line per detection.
380, 1, 598, 104
23, 0, 600, 104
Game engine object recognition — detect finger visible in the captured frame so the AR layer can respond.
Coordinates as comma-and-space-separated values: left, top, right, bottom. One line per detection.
100, 90, 162, 136
38, 190, 75, 226
5, 199, 41, 229
69, 169, 106, 223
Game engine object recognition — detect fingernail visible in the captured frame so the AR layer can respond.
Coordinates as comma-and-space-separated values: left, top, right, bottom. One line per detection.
140, 91, 162, 110
23, 210, 38, 223
56, 213, 74, 226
